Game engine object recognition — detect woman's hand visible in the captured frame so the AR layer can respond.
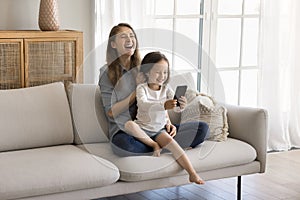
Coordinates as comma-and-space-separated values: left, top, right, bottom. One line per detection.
135, 72, 146, 85
165, 123, 176, 137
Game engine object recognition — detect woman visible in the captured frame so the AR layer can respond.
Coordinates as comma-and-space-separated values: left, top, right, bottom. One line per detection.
98, 23, 209, 156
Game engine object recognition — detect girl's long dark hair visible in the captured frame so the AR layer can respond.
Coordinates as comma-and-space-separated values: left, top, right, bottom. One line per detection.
106, 23, 141, 86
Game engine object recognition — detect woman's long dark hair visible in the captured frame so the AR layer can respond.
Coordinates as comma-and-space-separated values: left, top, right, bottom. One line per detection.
140, 51, 170, 84
106, 23, 141, 86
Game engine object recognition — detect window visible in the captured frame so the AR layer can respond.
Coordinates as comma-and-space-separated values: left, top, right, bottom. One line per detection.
145, 0, 205, 89
204, 0, 261, 106
147, 0, 261, 107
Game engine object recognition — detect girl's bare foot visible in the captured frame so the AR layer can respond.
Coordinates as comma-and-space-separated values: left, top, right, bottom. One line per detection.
152, 143, 161, 157
189, 173, 205, 184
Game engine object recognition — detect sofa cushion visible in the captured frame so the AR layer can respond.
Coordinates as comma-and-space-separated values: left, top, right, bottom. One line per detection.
0, 82, 73, 152
0, 145, 119, 200
67, 84, 109, 144
181, 91, 229, 141
78, 138, 257, 182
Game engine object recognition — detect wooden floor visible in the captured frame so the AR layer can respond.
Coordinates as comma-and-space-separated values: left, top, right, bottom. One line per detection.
96, 149, 300, 200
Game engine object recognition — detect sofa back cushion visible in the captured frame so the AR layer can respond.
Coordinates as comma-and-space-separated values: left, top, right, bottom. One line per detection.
67, 84, 109, 144
0, 82, 74, 152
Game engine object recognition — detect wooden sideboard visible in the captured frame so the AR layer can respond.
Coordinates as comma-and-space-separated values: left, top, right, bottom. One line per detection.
0, 30, 83, 89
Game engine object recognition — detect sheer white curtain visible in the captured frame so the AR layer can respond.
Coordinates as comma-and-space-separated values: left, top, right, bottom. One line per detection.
95, 0, 154, 44
89, 0, 154, 83
259, 0, 300, 151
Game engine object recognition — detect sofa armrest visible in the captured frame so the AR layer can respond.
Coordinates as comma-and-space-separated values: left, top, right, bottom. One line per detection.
225, 104, 268, 173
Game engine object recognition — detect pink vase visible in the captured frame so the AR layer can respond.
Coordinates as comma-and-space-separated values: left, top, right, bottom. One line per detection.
38, 0, 60, 31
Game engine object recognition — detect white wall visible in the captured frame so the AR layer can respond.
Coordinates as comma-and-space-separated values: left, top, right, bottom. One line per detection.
0, 0, 94, 83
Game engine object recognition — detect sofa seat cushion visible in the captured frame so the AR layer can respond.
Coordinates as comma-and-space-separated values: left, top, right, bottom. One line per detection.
78, 138, 257, 182
0, 145, 119, 200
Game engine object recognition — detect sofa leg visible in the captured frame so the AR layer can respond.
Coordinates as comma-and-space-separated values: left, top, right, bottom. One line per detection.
237, 176, 242, 200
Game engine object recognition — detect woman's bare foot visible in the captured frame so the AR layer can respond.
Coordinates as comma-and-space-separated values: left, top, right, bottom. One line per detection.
152, 143, 161, 157
189, 173, 205, 184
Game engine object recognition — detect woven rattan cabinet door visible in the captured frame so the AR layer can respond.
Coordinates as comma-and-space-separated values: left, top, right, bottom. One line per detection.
0, 30, 83, 89
0, 39, 24, 89
25, 38, 78, 87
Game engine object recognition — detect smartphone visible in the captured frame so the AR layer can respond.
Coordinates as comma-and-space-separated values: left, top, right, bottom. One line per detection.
173, 85, 187, 106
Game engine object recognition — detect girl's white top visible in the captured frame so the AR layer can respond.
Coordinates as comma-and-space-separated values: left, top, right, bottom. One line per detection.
135, 83, 175, 132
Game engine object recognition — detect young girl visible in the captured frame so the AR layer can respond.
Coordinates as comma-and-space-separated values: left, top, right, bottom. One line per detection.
124, 51, 205, 185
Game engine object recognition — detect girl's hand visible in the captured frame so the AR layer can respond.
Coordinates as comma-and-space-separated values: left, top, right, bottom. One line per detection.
164, 99, 177, 110
178, 96, 187, 109
165, 123, 176, 137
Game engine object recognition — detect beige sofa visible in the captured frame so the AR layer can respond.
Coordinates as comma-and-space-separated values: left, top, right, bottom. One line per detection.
0, 75, 268, 200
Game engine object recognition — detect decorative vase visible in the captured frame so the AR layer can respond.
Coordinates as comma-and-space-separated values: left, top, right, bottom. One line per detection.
38, 0, 60, 31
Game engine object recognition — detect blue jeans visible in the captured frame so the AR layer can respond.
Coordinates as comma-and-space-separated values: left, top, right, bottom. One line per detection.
111, 121, 209, 157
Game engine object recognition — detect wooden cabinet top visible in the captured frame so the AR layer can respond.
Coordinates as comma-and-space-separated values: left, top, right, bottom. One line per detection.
0, 30, 83, 39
